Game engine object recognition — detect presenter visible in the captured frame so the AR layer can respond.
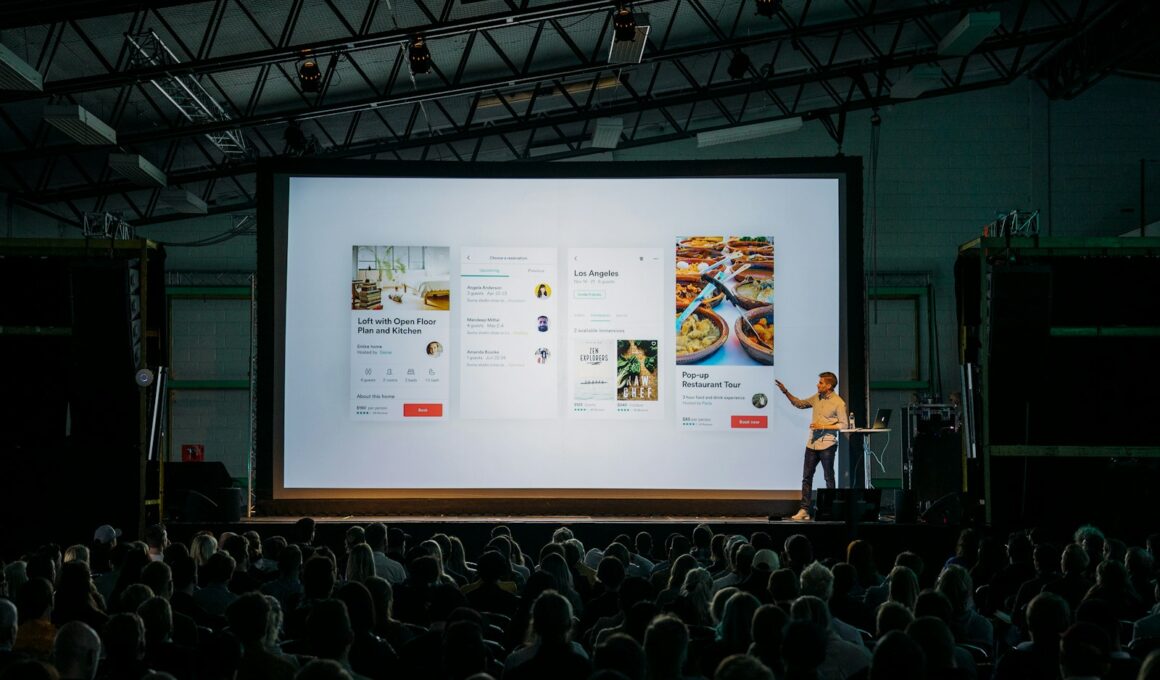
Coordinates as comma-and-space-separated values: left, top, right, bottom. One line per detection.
775, 372, 848, 521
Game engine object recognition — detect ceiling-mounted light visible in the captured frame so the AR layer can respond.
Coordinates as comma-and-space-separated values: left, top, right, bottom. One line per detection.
408, 36, 432, 75
755, 0, 781, 18
727, 51, 751, 80
613, 6, 637, 42
297, 57, 322, 93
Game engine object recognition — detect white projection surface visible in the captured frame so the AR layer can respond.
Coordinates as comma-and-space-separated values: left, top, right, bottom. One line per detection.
280, 175, 843, 494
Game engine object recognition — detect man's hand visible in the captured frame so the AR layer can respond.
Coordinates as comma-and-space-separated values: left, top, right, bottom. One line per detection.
775, 379, 788, 394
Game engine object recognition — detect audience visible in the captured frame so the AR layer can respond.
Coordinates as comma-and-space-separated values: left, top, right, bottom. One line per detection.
1, 517, 1158, 680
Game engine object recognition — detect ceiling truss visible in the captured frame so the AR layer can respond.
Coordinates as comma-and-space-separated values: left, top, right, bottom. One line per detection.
0, 0, 1128, 226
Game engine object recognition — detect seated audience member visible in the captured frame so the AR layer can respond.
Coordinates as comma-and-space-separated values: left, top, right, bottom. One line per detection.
138, 597, 195, 680
1134, 583, 1160, 644
945, 529, 980, 572
1044, 544, 1094, 615
780, 620, 827, 680
344, 545, 376, 586
1074, 598, 1141, 680
1083, 559, 1147, 621
656, 555, 697, 609
227, 593, 296, 680
1, 598, 26, 673
1011, 542, 1062, 628
713, 653, 774, 680
846, 540, 884, 595
255, 536, 285, 577
305, 599, 364, 679
222, 533, 262, 595
589, 577, 653, 647
866, 630, 925, 680
99, 613, 151, 679
538, 553, 583, 618
913, 589, 976, 675
747, 604, 787, 677
1059, 621, 1111, 680
192, 551, 238, 618
864, 552, 925, 612
768, 568, 800, 612
829, 562, 874, 632
139, 561, 197, 648
503, 590, 590, 680
799, 562, 863, 647
261, 544, 304, 614
52, 620, 101, 680
698, 592, 760, 677
783, 535, 814, 577
592, 633, 644, 680
51, 562, 107, 632
285, 555, 338, 641
642, 615, 690, 680
364, 524, 405, 585
334, 582, 397, 680
936, 565, 992, 650
440, 619, 493, 680
651, 536, 693, 592
987, 531, 1035, 614
14, 579, 56, 659
886, 566, 920, 612
579, 557, 626, 639
789, 595, 870, 679
737, 550, 778, 604
993, 591, 1068, 680
907, 616, 970, 680
462, 551, 519, 619
363, 577, 425, 652
667, 568, 713, 630
874, 601, 914, 639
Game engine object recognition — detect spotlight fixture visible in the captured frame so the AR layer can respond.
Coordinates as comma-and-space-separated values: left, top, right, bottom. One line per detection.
726, 51, 751, 80
613, 6, 637, 43
297, 57, 322, 93
408, 36, 432, 75
755, 0, 781, 18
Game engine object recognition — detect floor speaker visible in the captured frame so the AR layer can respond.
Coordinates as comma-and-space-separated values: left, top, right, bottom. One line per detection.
815, 489, 882, 522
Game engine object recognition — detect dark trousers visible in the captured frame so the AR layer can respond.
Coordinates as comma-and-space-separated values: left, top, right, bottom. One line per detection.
801, 444, 837, 510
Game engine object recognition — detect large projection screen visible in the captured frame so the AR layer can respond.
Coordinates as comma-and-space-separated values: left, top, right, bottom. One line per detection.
259, 159, 863, 510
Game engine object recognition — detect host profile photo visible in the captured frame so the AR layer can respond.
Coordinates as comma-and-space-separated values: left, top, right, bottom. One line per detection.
752, 393, 768, 408
537, 315, 549, 332
426, 341, 443, 357
535, 283, 552, 298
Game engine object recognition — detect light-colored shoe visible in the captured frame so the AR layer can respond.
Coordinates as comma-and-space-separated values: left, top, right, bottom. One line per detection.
791, 509, 809, 521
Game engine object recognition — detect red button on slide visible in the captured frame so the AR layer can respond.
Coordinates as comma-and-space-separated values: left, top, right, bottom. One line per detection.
731, 415, 768, 429
403, 403, 443, 417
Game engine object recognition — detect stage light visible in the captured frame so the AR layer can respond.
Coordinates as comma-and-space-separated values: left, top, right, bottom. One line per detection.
297, 57, 322, 93
613, 6, 637, 42
938, 12, 1001, 56
727, 51, 751, 80
408, 36, 432, 75
755, 0, 781, 18
44, 104, 117, 145
891, 65, 943, 99
696, 117, 802, 148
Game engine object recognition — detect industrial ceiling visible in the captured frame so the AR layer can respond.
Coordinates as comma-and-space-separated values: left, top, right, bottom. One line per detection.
0, 0, 1154, 227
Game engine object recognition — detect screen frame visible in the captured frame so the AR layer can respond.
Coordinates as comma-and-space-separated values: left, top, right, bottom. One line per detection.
257, 157, 865, 515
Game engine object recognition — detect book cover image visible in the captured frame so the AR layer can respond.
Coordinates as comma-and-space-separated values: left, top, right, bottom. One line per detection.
617, 340, 659, 401
574, 340, 615, 400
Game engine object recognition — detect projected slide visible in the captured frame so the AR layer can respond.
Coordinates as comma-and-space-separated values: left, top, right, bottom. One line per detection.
278, 169, 847, 495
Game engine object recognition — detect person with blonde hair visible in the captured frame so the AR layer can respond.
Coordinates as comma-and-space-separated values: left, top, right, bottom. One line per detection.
344, 544, 375, 585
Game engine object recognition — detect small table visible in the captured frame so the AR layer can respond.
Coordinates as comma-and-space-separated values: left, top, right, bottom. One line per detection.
841, 428, 892, 489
